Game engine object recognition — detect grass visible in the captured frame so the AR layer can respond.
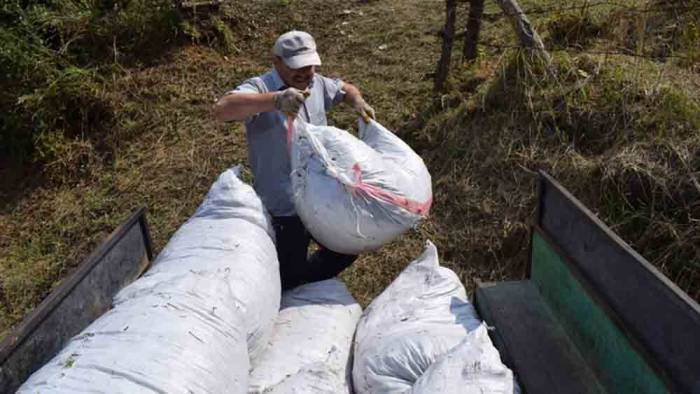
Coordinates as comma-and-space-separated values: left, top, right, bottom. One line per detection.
412, 0, 700, 298
417, 48, 700, 293
1, 0, 699, 339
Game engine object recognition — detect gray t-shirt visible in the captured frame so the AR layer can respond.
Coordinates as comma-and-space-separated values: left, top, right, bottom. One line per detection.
232, 68, 346, 216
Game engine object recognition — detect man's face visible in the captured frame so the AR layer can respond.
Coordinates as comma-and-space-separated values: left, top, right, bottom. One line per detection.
274, 57, 315, 90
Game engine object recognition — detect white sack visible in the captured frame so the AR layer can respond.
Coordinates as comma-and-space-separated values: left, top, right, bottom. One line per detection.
248, 279, 362, 394
19, 167, 280, 394
17, 281, 250, 394
148, 166, 280, 361
290, 118, 432, 254
352, 240, 483, 394
411, 323, 515, 394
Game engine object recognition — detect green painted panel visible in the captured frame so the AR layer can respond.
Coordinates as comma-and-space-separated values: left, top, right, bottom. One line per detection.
531, 233, 668, 394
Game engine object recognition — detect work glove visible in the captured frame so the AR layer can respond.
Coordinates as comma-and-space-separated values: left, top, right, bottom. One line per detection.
353, 98, 376, 122
274, 87, 308, 115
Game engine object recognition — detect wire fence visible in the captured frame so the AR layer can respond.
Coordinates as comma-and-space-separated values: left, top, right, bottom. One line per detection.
477, 43, 696, 60
481, 1, 698, 19
433, 0, 698, 92
430, 0, 700, 302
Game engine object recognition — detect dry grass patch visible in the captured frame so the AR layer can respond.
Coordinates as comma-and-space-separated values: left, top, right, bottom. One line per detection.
0, 45, 253, 335
412, 46, 700, 300
2, 0, 699, 338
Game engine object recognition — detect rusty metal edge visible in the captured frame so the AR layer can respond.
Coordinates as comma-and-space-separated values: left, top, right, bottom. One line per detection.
537, 170, 700, 315
532, 225, 673, 391
0, 207, 152, 364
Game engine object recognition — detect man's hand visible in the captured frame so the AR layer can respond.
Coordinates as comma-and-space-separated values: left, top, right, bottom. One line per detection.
353, 98, 376, 122
274, 87, 308, 115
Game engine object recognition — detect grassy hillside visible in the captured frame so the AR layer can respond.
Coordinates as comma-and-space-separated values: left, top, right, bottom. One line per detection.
410, 0, 700, 298
1, 0, 698, 338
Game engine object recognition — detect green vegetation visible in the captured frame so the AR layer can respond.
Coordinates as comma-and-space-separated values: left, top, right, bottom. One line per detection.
0, 0, 251, 336
0, 0, 181, 169
0, 0, 238, 177
410, 0, 700, 298
1, 0, 698, 339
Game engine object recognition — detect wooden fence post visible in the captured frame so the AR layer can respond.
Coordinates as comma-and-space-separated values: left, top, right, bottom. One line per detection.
463, 0, 485, 62
434, 0, 457, 94
492, 0, 551, 62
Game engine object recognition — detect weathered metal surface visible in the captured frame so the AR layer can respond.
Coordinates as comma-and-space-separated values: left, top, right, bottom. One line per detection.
536, 171, 700, 393
531, 230, 667, 393
0, 208, 152, 393
475, 280, 605, 394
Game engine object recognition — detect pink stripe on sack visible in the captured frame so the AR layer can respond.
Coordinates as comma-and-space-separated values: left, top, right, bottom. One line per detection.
352, 164, 432, 216
286, 115, 294, 149
287, 116, 431, 217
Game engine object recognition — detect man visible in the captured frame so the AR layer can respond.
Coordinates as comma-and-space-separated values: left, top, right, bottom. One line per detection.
213, 30, 376, 290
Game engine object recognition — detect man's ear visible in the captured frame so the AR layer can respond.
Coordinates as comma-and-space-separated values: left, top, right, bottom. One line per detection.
272, 56, 282, 68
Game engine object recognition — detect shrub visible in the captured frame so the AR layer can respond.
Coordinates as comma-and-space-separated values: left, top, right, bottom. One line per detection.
0, 0, 182, 182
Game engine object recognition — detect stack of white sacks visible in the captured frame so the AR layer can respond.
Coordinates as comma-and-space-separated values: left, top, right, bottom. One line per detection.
19, 118, 516, 393
18, 167, 280, 393
352, 241, 517, 394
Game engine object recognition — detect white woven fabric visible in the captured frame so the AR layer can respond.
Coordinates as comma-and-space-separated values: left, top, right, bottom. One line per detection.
19, 167, 280, 393
353, 241, 483, 394
411, 324, 515, 394
249, 279, 361, 394
290, 118, 432, 254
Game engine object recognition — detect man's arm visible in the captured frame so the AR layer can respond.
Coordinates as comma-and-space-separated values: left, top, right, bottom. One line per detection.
341, 82, 375, 121
212, 92, 276, 122
341, 82, 362, 104
213, 88, 309, 122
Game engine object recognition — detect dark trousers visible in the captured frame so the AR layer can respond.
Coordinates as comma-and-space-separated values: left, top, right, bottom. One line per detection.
272, 216, 358, 290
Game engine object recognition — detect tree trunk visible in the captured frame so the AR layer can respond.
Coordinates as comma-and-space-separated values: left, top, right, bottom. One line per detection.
463, 0, 485, 62
492, 0, 551, 62
434, 0, 457, 94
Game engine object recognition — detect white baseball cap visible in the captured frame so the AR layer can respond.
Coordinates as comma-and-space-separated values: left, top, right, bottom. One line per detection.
272, 31, 322, 69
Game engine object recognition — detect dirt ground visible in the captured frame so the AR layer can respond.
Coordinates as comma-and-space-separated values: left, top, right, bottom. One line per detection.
1, 0, 698, 337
